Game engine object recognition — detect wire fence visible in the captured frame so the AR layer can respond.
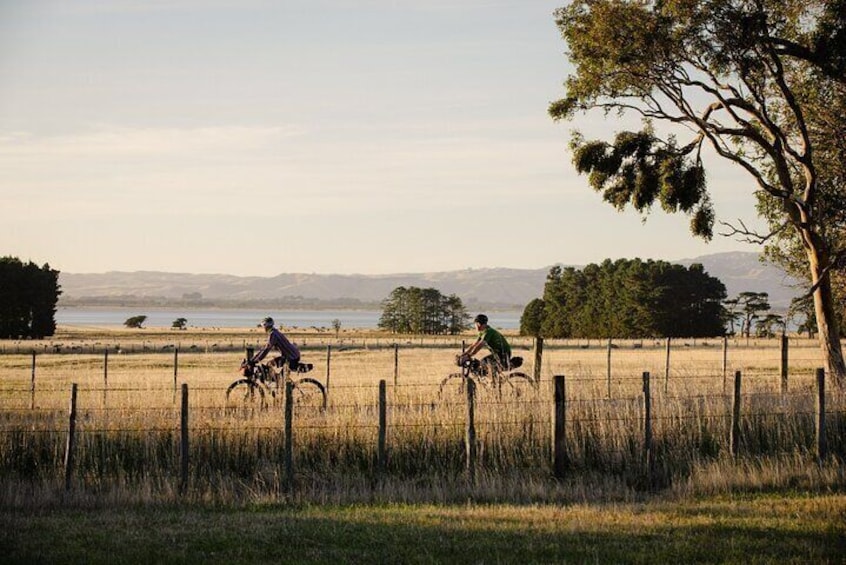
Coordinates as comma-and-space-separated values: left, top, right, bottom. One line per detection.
1, 339, 844, 497
1, 368, 843, 494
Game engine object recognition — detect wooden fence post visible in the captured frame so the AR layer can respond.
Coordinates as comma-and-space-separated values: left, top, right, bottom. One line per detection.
393, 344, 399, 387
64, 383, 78, 491
174, 347, 179, 388
30, 351, 36, 410
284, 380, 294, 494
664, 337, 671, 394
606, 338, 612, 398
378, 380, 387, 474
780, 334, 789, 394
325, 345, 332, 393
103, 349, 109, 409
642, 372, 653, 485
465, 378, 477, 485
180, 383, 189, 495
722, 336, 728, 395
731, 370, 742, 457
815, 368, 827, 462
552, 375, 567, 478
533, 337, 544, 385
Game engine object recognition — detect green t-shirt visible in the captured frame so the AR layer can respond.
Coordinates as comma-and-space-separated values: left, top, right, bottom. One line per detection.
479, 326, 511, 361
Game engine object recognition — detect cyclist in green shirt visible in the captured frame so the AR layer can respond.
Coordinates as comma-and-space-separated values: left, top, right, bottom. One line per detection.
460, 314, 512, 377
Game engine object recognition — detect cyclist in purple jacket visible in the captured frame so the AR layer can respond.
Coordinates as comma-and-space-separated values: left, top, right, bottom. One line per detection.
250, 316, 301, 372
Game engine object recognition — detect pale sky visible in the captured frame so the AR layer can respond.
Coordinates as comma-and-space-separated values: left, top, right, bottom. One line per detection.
1, 0, 761, 277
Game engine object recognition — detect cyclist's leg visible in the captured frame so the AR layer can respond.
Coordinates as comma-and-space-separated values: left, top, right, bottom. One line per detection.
480, 355, 497, 379
289, 356, 314, 373
287, 356, 299, 372
273, 355, 301, 373
270, 357, 286, 375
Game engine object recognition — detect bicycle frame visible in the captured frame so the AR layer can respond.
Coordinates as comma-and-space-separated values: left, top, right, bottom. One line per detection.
439, 354, 535, 400
229, 358, 327, 410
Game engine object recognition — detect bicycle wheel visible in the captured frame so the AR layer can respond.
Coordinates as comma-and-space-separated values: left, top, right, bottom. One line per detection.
226, 379, 267, 411
438, 372, 470, 405
503, 371, 537, 398
291, 377, 327, 411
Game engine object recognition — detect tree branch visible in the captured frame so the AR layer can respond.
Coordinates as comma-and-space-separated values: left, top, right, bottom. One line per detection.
718, 218, 789, 245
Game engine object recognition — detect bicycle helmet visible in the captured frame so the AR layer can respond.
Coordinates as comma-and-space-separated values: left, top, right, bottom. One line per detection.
474, 314, 488, 325
261, 316, 274, 330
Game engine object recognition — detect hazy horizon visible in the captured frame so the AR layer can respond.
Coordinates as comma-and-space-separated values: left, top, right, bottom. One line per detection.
56, 250, 760, 278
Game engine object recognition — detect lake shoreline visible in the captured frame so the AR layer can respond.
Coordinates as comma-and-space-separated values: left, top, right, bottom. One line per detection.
55, 306, 523, 331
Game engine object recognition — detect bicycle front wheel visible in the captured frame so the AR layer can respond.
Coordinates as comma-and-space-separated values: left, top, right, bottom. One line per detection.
438, 372, 470, 405
226, 379, 267, 411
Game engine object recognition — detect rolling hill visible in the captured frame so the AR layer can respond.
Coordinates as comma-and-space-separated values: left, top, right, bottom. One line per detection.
58, 251, 802, 310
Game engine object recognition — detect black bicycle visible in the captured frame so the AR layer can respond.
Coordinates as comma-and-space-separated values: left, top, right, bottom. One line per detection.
227, 358, 326, 411
438, 354, 536, 400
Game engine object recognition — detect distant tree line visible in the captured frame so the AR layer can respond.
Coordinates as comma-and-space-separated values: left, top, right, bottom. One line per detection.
521, 259, 726, 339
0, 256, 61, 339
379, 287, 470, 335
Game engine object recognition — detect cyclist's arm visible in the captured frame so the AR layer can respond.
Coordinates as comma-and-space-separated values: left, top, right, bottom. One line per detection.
464, 338, 486, 357
251, 341, 272, 363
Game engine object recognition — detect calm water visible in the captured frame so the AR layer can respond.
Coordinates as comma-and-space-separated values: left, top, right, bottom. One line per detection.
56, 307, 522, 330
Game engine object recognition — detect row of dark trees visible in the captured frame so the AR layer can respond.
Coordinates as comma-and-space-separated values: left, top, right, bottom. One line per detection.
378, 286, 470, 335
521, 259, 727, 339
0, 256, 61, 339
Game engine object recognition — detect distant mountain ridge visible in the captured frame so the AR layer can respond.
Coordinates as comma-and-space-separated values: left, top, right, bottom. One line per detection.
58, 251, 802, 310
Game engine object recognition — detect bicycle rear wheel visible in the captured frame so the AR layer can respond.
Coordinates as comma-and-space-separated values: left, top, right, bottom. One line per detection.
226, 379, 267, 411
504, 371, 537, 398
292, 377, 327, 411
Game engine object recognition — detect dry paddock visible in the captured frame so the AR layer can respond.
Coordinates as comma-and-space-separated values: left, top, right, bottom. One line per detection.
0, 331, 843, 504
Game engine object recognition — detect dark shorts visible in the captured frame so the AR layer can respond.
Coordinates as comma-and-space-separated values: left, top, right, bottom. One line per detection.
480, 354, 509, 375
272, 356, 301, 372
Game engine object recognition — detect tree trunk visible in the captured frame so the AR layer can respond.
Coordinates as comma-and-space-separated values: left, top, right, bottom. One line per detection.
808, 247, 846, 386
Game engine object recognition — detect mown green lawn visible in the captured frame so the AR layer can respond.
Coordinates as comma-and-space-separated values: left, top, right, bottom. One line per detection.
2, 493, 844, 564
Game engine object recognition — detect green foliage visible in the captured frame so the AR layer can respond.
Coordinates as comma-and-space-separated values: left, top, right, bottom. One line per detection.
171, 317, 188, 330
124, 315, 147, 329
537, 259, 727, 338
379, 287, 469, 335
789, 294, 817, 338
734, 291, 771, 338
570, 131, 712, 238
0, 256, 61, 339
520, 298, 546, 337
756, 313, 785, 337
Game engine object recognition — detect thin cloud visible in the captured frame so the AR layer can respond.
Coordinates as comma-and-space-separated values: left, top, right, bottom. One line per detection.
0, 125, 305, 158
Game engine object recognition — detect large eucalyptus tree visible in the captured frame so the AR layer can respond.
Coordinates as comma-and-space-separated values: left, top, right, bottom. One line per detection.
551, 0, 846, 382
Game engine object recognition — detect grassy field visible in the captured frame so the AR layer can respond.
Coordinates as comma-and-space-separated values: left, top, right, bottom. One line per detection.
1, 327, 844, 561
2, 494, 845, 563
1, 327, 843, 503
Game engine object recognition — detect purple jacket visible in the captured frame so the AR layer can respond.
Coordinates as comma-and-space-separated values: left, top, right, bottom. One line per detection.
253, 328, 300, 363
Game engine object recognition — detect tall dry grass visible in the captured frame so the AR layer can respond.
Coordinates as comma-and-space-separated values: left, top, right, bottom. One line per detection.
0, 333, 843, 505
